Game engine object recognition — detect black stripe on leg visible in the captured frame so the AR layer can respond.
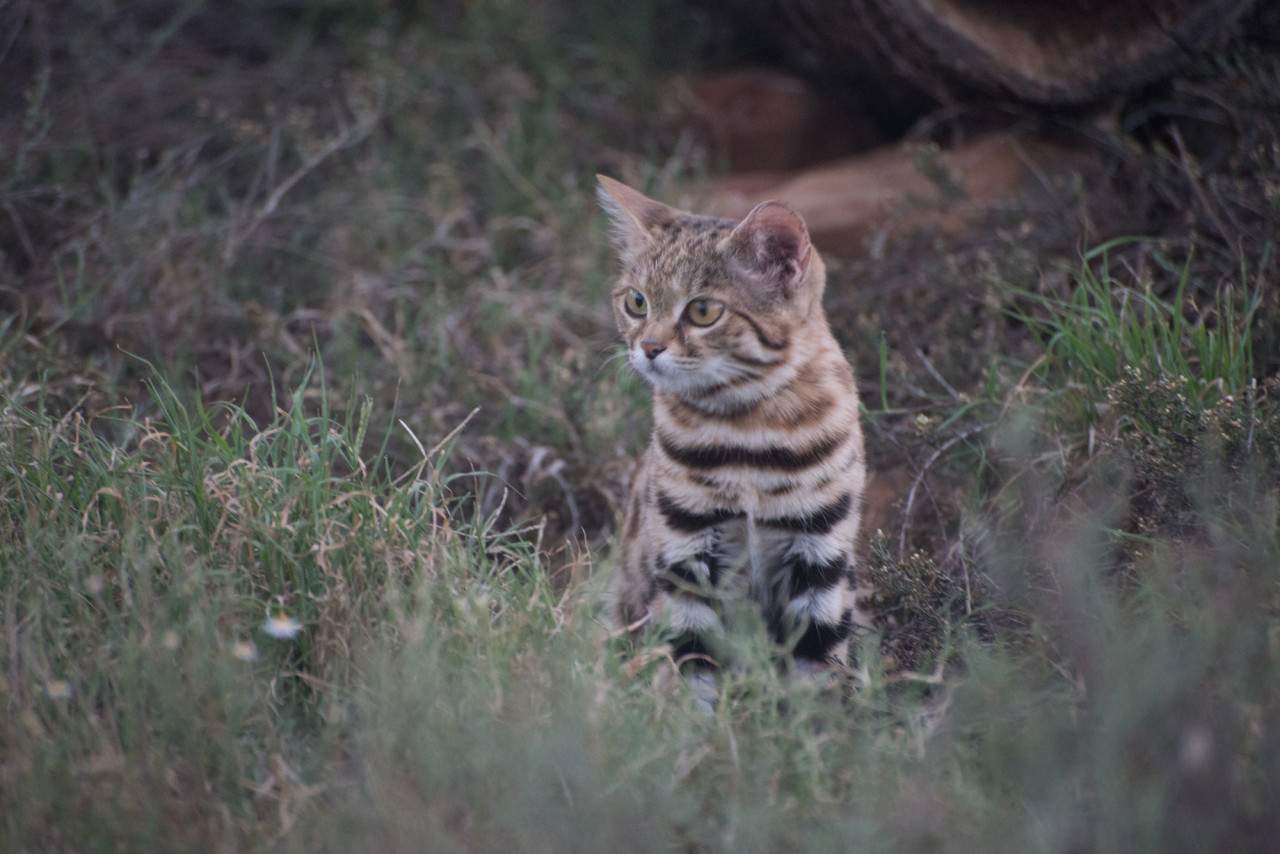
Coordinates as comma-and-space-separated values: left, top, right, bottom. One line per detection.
760, 493, 852, 535
789, 609, 853, 663
657, 561, 701, 595
786, 553, 848, 598
657, 493, 743, 533
656, 552, 724, 595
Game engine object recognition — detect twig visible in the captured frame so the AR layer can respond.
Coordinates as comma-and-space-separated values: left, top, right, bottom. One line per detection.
3, 199, 37, 270
394, 406, 480, 488
0, 0, 29, 66
899, 425, 986, 560
223, 107, 381, 265
887, 659, 948, 684
916, 347, 960, 399
1246, 377, 1257, 455
1169, 125, 1236, 251
997, 353, 1046, 422
470, 120, 558, 221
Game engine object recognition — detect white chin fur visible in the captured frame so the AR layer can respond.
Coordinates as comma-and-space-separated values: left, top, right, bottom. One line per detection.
630, 350, 718, 396
632, 349, 797, 412
632, 351, 804, 414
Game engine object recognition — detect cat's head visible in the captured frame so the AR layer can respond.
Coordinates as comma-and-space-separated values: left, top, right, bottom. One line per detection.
597, 175, 825, 406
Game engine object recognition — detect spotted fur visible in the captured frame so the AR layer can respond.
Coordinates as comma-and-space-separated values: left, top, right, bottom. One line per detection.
599, 175, 866, 672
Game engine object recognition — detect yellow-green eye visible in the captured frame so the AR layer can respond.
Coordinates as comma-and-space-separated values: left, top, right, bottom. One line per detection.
623, 288, 648, 318
685, 298, 724, 327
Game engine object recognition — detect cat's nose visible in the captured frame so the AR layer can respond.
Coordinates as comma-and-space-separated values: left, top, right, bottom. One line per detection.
641, 340, 666, 360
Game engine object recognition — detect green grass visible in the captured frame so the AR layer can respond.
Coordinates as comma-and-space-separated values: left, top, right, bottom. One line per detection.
1017, 238, 1262, 415
4, 369, 1277, 851
3, 1, 1280, 851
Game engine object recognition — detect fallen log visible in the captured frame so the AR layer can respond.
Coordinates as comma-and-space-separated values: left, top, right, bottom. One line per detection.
721, 0, 1258, 105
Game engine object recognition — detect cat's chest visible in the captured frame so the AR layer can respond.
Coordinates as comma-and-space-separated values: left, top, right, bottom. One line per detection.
658, 450, 835, 521
652, 392, 855, 504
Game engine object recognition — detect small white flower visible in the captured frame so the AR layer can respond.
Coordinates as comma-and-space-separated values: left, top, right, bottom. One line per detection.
232, 640, 259, 662
161, 630, 180, 651
45, 679, 72, 700
262, 613, 303, 639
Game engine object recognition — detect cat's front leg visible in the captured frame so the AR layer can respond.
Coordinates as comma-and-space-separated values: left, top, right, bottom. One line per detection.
652, 547, 727, 669
761, 527, 858, 670
611, 497, 739, 666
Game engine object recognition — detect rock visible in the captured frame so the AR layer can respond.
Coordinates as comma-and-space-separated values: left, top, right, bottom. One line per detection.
701, 132, 1097, 258
666, 66, 883, 172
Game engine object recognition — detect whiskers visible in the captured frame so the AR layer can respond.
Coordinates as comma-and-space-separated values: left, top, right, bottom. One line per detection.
608, 343, 776, 401
653, 355, 769, 398
666, 355, 703, 371
596, 346, 634, 378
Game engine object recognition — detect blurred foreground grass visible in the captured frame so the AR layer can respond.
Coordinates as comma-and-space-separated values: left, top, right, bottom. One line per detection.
3, 1, 1280, 851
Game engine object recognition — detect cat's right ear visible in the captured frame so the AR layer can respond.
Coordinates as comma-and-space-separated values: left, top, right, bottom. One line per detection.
726, 201, 812, 299
596, 175, 674, 257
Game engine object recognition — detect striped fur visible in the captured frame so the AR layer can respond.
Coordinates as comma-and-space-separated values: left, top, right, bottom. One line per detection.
599, 176, 866, 671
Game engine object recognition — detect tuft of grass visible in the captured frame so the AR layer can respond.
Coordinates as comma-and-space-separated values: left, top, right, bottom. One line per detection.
0, 359, 559, 849
1015, 238, 1260, 419
988, 237, 1279, 553
8, 355, 1274, 853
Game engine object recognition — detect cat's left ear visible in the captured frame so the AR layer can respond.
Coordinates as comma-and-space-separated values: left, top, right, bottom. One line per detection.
727, 201, 812, 297
596, 175, 677, 257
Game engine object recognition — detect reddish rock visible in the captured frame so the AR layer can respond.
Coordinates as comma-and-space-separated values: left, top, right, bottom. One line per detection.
702, 132, 1097, 258
861, 462, 915, 540
668, 67, 882, 172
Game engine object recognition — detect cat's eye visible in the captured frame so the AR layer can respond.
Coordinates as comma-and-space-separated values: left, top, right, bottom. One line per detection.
623, 288, 648, 318
684, 298, 725, 327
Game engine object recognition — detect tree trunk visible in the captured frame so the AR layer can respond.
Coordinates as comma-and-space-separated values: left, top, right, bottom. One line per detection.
725, 0, 1258, 105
